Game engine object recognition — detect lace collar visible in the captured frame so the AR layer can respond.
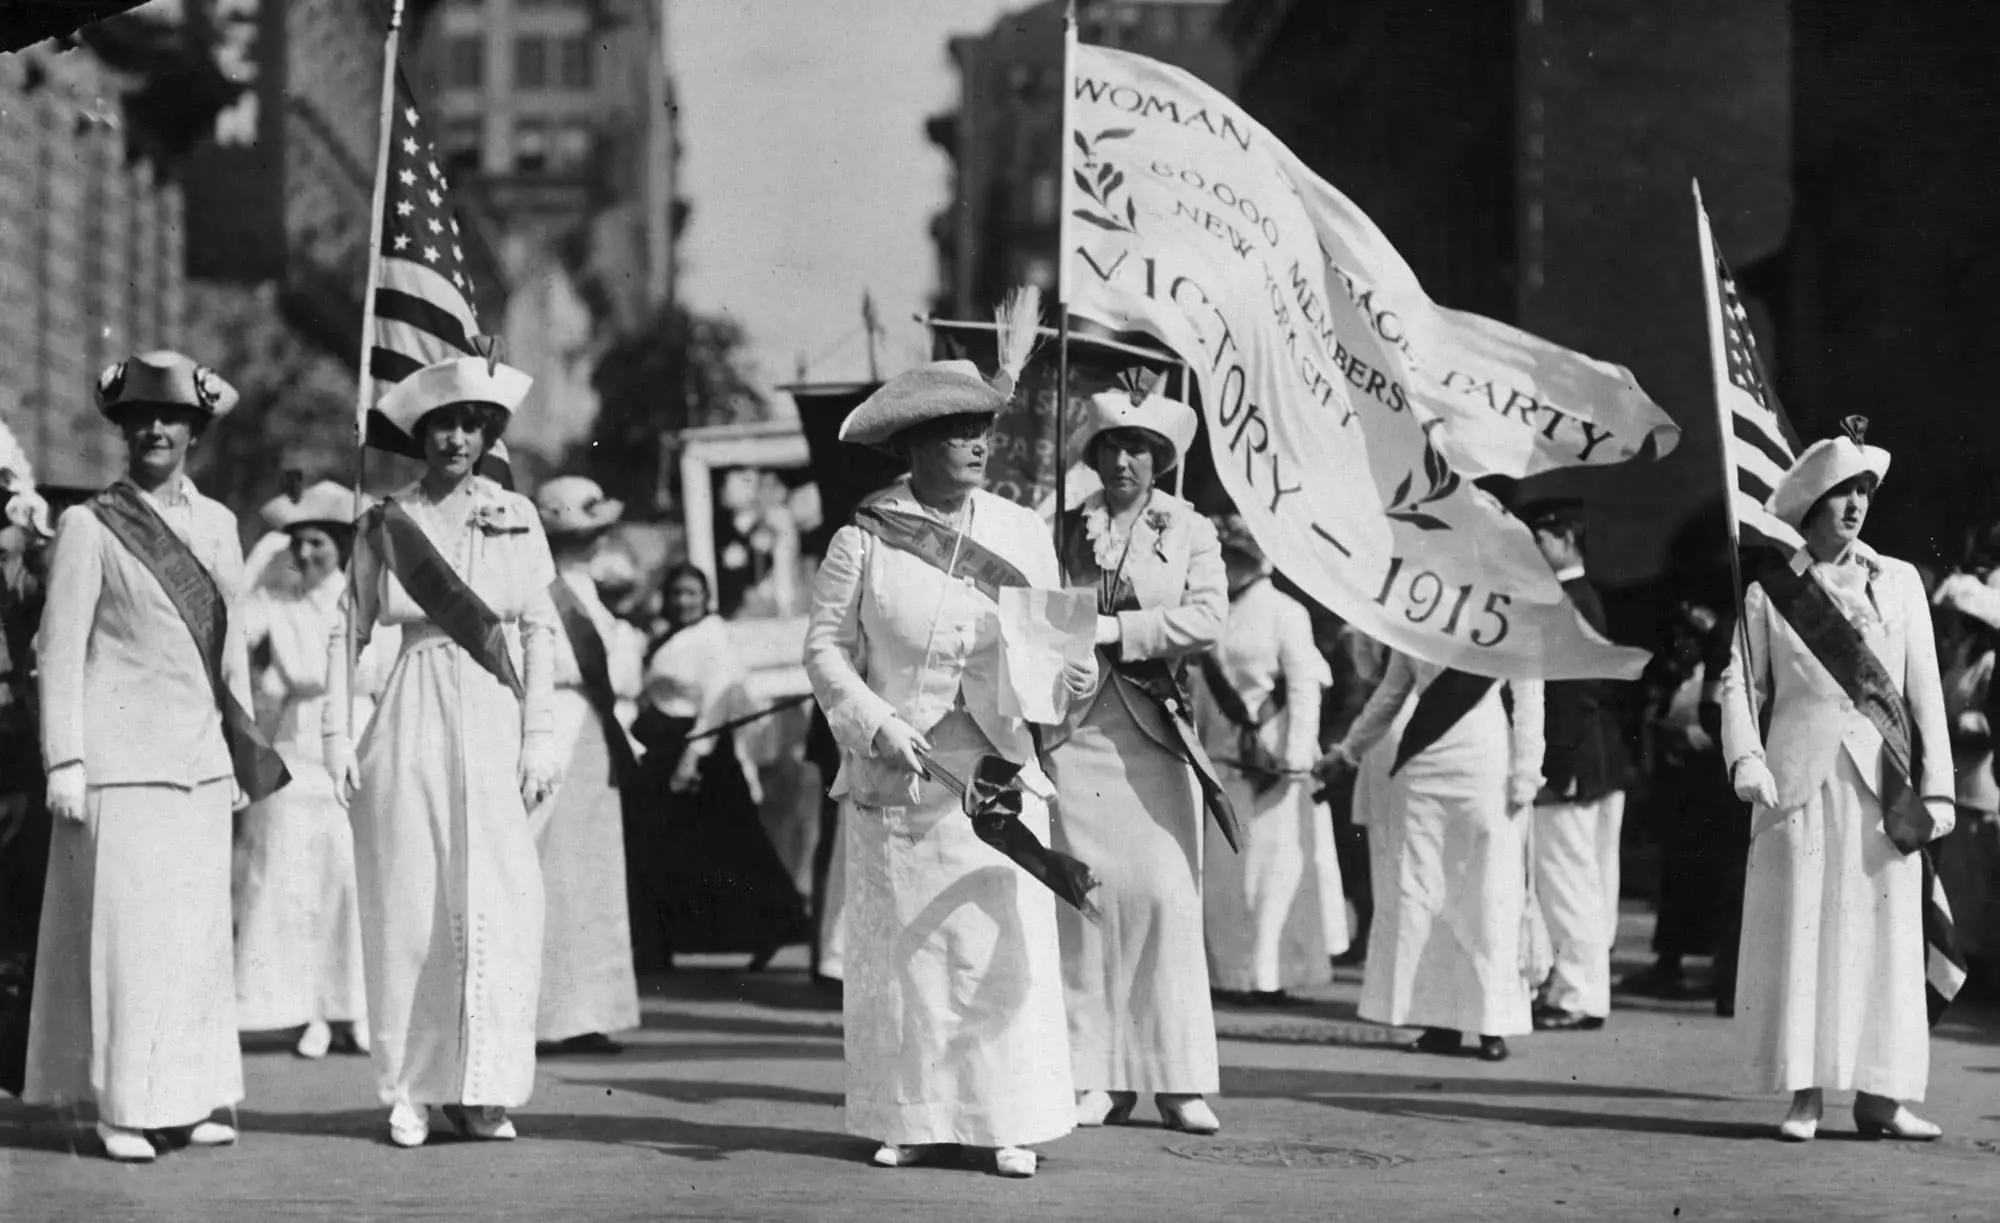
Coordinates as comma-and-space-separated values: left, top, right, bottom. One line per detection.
1079, 489, 1171, 571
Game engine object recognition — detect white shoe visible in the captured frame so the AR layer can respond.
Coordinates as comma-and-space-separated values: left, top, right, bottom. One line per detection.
1074, 1089, 1137, 1127
993, 1147, 1037, 1178
95, 1123, 156, 1163
445, 1104, 517, 1141
185, 1121, 237, 1148
295, 1020, 333, 1060
1158, 1094, 1221, 1135
870, 1143, 947, 1168
1855, 1100, 1942, 1141
1778, 1089, 1821, 1142
388, 1102, 429, 1149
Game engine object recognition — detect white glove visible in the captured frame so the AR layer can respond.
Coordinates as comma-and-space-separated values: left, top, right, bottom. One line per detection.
1507, 771, 1543, 813
1732, 757, 1779, 808
1095, 614, 1122, 647
5, 488, 51, 539
1061, 650, 1098, 698
325, 738, 361, 808
518, 735, 563, 810
46, 761, 86, 824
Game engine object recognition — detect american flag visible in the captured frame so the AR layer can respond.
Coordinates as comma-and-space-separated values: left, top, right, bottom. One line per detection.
362, 70, 512, 486
1699, 208, 1800, 556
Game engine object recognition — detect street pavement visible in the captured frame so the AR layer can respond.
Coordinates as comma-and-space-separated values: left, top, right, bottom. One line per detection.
3, 911, 1997, 1222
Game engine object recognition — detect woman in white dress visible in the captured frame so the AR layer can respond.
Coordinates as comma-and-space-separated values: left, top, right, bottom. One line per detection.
1719, 419, 1953, 1141
234, 481, 370, 1060
1323, 655, 1544, 1061
322, 356, 563, 1148
803, 339, 1094, 1179
1196, 515, 1346, 1003
1047, 384, 1227, 1133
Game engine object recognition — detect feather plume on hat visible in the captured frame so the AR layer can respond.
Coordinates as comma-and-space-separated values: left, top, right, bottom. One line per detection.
990, 284, 1043, 400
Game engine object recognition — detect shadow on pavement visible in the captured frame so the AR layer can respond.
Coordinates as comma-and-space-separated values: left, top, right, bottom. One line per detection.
638, 968, 841, 1014
635, 1010, 839, 1042
571, 1039, 841, 1064
1299, 1093, 1773, 1141
229, 1105, 859, 1164
1222, 1064, 1729, 1104
574, 1076, 842, 1109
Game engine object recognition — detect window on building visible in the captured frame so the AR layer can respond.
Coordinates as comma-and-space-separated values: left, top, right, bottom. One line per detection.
557, 35, 594, 89
1028, 172, 1058, 225
552, 123, 593, 170
445, 35, 484, 89
442, 115, 483, 177
513, 117, 549, 173
514, 36, 548, 89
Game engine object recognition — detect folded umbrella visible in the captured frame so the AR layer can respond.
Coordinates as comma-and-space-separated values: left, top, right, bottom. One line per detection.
917, 748, 1102, 920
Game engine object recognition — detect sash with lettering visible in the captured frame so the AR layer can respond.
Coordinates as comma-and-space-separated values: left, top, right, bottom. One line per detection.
1753, 557, 1966, 1023
550, 575, 639, 789
365, 500, 524, 699
847, 501, 1113, 895
87, 482, 291, 801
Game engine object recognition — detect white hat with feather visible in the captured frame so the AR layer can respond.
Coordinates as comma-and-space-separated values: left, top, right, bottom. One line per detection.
839, 285, 1045, 450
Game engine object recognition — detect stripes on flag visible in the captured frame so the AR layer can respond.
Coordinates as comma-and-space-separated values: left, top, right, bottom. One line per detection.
362, 70, 513, 489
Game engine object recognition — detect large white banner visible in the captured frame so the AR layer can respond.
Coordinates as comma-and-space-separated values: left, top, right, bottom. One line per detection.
1061, 44, 1674, 680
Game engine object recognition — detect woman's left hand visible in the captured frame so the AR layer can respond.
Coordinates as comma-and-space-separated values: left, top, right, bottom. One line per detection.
519, 739, 563, 810
1062, 652, 1098, 698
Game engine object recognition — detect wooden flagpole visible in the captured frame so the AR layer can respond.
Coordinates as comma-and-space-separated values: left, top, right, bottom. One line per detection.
344, 0, 406, 739
1054, 0, 1078, 565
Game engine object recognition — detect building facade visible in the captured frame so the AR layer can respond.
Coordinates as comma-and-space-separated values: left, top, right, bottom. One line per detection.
408, 0, 681, 482
929, 0, 1235, 321
1219, 0, 1790, 591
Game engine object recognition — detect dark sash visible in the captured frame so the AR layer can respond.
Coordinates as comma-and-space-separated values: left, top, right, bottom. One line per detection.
368, 501, 524, 699
1391, 668, 1496, 776
1754, 562, 1927, 851
852, 503, 1031, 599
550, 577, 639, 790
87, 483, 290, 801
1754, 559, 1964, 1023
1197, 651, 1290, 796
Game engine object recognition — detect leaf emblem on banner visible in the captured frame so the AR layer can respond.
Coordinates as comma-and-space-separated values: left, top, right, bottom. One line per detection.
1070, 128, 1140, 236
1385, 420, 1460, 532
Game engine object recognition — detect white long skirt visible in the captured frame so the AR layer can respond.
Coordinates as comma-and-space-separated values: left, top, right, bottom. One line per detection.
1359, 699, 1532, 1037
351, 632, 544, 1108
530, 690, 640, 1042
1051, 689, 1218, 1094
842, 712, 1073, 1148
233, 761, 368, 1031
1735, 752, 1928, 1099
1203, 770, 1347, 993
25, 780, 244, 1128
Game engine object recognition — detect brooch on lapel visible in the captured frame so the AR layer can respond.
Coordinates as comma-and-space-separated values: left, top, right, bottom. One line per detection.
1145, 507, 1171, 562
471, 500, 530, 536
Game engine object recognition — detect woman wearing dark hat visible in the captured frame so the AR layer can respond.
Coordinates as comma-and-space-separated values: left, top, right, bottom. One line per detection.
803, 290, 1095, 1178
1195, 514, 1347, 1004
321, 354, 562, 1148
233, 481, 371, 1062
1719, 420, 1953, 1141
1047, 382, 1229, 1134
25, 352, 266, 1161
528, 476, 646, 1055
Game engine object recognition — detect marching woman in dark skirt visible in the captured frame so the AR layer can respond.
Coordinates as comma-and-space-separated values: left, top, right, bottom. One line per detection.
628, 564, 805, 970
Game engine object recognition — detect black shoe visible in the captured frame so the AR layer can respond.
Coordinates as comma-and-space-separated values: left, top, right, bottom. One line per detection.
540, 1032, 624, 1057
1616, 963, 1690, 999
1406, 1028, 1459, 1055
1330, 947, 1367, 968
1245, 990, 1299, 1008
746, 945, 778, 973
1477, 1036, 1509, 1062
1533, 1010, 1604, 1032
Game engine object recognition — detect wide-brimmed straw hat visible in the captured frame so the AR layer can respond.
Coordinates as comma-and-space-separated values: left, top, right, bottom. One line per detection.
1080, 374, 1198, 475
535, 475, 625, 537
260, 480, 363, 533
1768, 415, 1891, 530
838, 360, 1009, 449
374, 355, 533, 440
96, 351, 240, 420
840, 285, 1045, 451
